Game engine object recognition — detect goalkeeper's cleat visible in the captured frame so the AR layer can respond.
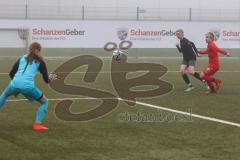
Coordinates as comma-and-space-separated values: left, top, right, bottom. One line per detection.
33, 123, 48, 131
215, 79, 221, 92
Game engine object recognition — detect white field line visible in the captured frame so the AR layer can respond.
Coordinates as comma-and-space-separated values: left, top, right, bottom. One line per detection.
6, 97, 240, 128
133, 100, 240, 128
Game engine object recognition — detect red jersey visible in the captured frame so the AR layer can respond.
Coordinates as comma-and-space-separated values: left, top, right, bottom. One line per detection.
199, 41, 227, 67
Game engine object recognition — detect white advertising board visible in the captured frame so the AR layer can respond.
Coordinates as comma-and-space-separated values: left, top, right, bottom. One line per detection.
0, 20, 239, 48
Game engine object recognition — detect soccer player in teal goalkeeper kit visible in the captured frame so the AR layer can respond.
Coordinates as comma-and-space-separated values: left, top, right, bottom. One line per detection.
0, 42, 57, 131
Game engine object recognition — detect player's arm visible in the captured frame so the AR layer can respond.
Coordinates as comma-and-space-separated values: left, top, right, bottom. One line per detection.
190, 42, 198, 53
197, 49, 208, 57
39, 60, 58, 83
198, 49, 208, 55
39, 60, 50, 83
9, 58, 20, 79
210, 43, 231, 56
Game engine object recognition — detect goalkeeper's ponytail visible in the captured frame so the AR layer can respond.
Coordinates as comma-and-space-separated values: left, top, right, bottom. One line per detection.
23, 42, 43, 73
27, 42, 43, 63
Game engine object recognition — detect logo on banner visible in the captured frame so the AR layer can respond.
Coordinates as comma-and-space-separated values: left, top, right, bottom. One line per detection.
210, 29, 221, 41
117, 28, 128, 40
117, 28, 175, 42
31, 28, 86, 41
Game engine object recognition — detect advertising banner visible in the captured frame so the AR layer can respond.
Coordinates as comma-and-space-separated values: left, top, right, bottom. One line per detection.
0, 20, 239, 48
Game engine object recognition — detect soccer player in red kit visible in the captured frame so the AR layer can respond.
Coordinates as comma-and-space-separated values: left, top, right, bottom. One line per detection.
198, 32, 231, 94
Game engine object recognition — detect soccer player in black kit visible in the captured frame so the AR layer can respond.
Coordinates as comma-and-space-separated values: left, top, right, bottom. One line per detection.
175, 29, 204, 92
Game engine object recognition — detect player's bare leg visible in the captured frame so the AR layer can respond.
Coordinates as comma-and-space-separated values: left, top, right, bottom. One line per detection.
180, 64, 194, 92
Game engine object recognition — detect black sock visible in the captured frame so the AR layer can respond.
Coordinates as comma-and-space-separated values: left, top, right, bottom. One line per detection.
193, 72, 202, 81
182, 74, 191, 85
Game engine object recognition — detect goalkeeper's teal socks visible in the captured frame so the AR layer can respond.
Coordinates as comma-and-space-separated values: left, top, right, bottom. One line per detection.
0, 91, 8, 109
35, 99, 48, 124
33, 99, 49, 131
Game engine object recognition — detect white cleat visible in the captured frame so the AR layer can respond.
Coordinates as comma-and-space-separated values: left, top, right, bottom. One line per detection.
184, 86, 194, 92
203, 80, 210, 90
205, 84, 210, 90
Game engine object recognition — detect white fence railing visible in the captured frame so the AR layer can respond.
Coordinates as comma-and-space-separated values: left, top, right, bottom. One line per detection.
0, 5, 239, 21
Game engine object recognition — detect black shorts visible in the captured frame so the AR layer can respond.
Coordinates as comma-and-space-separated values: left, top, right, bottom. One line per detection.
182, 59, 196, 67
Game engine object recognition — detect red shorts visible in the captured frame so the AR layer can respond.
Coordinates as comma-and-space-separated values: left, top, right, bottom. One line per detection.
203, 65, 220, 76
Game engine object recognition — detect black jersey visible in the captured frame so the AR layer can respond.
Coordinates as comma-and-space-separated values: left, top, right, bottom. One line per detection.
177, 37, 198, 60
